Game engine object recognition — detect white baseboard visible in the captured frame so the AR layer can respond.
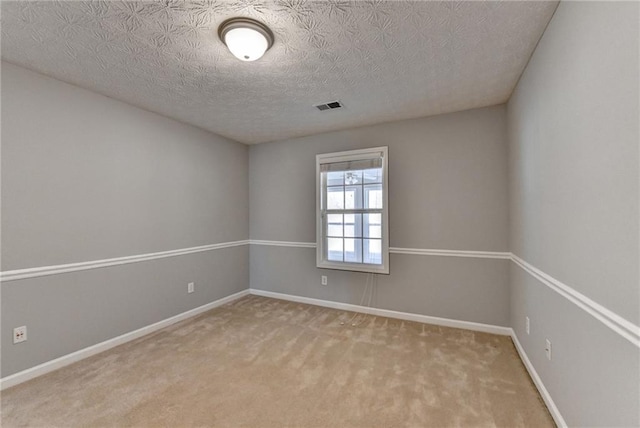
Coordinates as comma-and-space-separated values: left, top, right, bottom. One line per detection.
0, 289, 250, 391
250, 289, 565, 425
1, 287, 565, 428
510, 331, 567, 427
249, 289, 512, 336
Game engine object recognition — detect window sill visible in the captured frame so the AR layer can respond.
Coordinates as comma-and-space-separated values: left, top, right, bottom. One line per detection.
317, 260, 389, 275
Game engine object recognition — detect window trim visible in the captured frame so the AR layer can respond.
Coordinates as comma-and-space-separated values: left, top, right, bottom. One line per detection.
316, 146, 389, 274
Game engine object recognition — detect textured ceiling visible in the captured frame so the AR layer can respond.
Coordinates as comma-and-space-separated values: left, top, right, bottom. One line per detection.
1, 1, 558, 144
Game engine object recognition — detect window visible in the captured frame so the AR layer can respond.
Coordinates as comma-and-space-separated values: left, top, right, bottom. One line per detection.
316, 147, 389, 274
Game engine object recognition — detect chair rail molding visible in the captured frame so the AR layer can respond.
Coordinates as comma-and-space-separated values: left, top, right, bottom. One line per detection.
249, 240, 511, 259
0, 240, 250, 282
250, 240, 640, 347
3, 240, 637, 348
511, 254, 640, 348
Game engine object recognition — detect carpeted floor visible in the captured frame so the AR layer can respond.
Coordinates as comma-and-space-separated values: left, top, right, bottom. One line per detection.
1, 295, 554, 427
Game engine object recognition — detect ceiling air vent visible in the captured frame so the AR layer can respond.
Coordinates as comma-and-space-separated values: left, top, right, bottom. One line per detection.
314, 100, 342, 111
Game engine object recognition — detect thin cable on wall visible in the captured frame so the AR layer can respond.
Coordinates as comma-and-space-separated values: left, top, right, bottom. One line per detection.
341, 273, 377, 327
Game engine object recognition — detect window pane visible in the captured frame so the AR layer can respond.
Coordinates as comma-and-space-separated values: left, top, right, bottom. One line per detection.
327, 214, 343, 237
344, 238, 355, 252
344, 213, 362, 238
364, 213, 381, 238
328, 224, 343, 237
364, 184, 383, 209
366, 213, 381, 224
344, 185, 363, 210
367, 226, 381, 238
326, 171, 344, 186
327, 223, 344, 238
344, 238, 363, 263
363, 168, 382, 184
327, 187, 344, 209
344, 170, 363, 185
364, 239, 382, 265
327, 238, 343, 261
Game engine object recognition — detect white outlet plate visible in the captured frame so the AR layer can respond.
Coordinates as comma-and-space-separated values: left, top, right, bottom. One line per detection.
545, 339, 552, 360
13, 326, 27, 344
525, 316, 530, 335
321, 275, 327, 286
187, 282, 195, 293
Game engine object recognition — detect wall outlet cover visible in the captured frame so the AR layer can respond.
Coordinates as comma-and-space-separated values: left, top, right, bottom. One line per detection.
187, 282, 195, 293
13, 326, 27, 344
545, 339, 552, 361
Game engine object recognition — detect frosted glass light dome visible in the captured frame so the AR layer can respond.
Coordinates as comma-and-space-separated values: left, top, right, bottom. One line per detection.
219, 18, 274, 62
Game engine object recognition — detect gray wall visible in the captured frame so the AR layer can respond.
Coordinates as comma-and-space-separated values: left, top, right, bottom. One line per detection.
250, 106, 510, 327
5, 4, 638, 424
507, 2, 639, 426
1, 62, 250, 376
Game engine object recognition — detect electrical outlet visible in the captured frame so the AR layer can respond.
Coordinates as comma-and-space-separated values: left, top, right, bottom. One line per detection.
525, 316, 530, 335
545, 339, 552, 361
13, 326, 27, 344
187, 282, 195, 294
321, 275, 327, 286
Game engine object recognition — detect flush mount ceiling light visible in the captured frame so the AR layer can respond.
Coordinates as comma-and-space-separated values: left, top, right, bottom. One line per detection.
218, 17, 274, 62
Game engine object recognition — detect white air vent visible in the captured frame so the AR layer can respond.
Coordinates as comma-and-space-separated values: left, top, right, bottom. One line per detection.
314, 100, 342, 111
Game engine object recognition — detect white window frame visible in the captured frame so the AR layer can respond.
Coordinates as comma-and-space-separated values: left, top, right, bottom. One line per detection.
316, 146, 389, 274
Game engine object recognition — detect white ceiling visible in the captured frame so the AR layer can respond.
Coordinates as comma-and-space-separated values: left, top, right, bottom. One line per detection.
1, 1, 558, 144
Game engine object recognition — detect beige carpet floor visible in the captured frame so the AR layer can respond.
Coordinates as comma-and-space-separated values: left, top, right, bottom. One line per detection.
1, 295, 554, 427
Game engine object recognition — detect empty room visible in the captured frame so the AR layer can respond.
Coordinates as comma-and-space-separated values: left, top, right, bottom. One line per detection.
1, 1, 638, 427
